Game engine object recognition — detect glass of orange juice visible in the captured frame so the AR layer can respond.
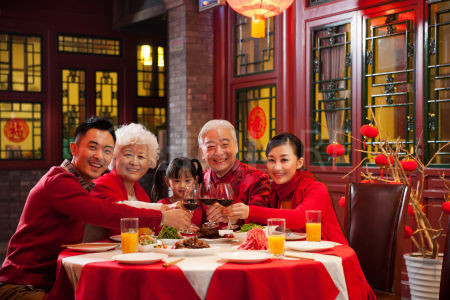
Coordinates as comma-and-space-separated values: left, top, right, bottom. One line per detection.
306, 210, 321, 242
268, 218, 286, 257
120, 218, 139, 253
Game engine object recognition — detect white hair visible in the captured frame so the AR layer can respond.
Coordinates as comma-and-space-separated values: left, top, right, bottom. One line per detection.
113, 123, 159, 169
197, 119, 238, 148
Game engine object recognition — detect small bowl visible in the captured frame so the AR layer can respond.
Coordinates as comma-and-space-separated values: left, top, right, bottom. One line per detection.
218, 229, 233, 237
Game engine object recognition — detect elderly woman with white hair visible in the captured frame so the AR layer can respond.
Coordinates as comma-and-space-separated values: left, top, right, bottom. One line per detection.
84, 123, 190, 241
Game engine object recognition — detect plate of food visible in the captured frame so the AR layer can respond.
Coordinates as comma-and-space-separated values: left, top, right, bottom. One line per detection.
138, 235, 165, 252
286, 241, 339, 252
216, 251, 272, 264
65, 242, 119, 252
113, 253, 168, 265
285, 232, 307, 241
235, 227, 268, 251
110, 235, 121, 242
155, 236, 218, 256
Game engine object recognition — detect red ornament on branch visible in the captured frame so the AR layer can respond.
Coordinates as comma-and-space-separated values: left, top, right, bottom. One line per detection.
360, 124, 378, 149
442, 202, 450, 215
375, 154, 394, 179
338, 196, 345, 207
404, 225, 413, 239
326, 143, 345, 169
400, 158, 418, 181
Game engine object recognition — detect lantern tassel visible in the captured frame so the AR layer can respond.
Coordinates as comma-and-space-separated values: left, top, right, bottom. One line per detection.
380, 169, 384, 179
251, 15, 265, 38
363, 138, 366, 150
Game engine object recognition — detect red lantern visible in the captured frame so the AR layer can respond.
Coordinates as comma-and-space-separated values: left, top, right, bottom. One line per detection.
226, 0, 295, 38
400, 158, 418, 181
404, 225, 413, 239
407, 205, 414, 216
326, 143, 345, 169
360, 179, 376, 183
442, 202, 450, 215
360, 124, 378, 149
338, 196, 345, 207
375, 154, 394, 179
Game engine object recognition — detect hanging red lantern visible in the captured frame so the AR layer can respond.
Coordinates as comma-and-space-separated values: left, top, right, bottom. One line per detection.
442, 202, 450, 215
375, 154, 394, 179
226, 0, 295, 38
360, 124, 378, 149
400, 158, 418, 182
326, 142, 345, 169
404, 225, 413, 239
360, 179, 376, 183
338, 196, 345, 207
407, 205, 414, 216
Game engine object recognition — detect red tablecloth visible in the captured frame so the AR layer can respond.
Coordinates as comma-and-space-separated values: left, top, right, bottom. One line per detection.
49, 245, 375, 300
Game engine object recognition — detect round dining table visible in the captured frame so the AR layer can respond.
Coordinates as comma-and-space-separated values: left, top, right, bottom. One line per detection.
48, 240, 375, 300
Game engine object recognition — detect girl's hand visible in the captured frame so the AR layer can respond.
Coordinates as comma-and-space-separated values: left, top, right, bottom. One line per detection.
223, 203, 249, 220
206, 203, 228, 223
162, 208, 191, 230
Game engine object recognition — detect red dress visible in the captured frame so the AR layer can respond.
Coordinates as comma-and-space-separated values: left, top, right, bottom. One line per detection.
248, 170, 348, 245
158, 197, 205, 228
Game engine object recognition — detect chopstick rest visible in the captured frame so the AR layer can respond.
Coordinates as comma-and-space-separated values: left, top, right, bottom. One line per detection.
162, 258, 184, 267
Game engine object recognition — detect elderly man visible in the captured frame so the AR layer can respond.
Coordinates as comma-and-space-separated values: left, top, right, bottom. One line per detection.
0, 117, 191, 300
198, 119, 270, 225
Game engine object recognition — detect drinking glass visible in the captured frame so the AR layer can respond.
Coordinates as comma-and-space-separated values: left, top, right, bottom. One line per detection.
268, 218, 286, 256
199, 182, 218, 228
120, 217, 139, 253
182, 184, 200, 234
216, 183, 237, 230
306, 210, 321, 242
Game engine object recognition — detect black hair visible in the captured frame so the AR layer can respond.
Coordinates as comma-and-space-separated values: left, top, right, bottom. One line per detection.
74, 116, 116, 143
151, 157, 203, 201
265, 132, 303, 158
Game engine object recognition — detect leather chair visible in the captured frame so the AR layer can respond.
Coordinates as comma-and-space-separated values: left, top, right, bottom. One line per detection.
439, 218, 450, 300
344, 182, 410, 299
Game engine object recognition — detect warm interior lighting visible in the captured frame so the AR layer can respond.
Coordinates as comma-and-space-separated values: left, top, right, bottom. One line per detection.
140, 45, 152, 66
251, 15, 265, 38
157, 46, 164, 67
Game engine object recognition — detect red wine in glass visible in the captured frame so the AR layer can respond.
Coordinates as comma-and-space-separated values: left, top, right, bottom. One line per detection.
199, 183, 218, 228
184, 199, 199, 211
216, 183, 237, 229
200, 198, 217, 206
217, 199, 233, 207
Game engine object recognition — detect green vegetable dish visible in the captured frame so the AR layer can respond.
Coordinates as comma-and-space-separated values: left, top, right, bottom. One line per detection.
239, 223, 263, 232
157, 226, 182, 239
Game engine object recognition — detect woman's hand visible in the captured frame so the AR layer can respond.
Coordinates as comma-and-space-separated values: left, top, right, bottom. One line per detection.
161, 208, 191, 229
223, 203, 249, 220
161, 201, 183, 211
206, 203, 228, 223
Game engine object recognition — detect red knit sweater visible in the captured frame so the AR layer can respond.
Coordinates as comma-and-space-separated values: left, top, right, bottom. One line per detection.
0, 166, 162, 291
248, 170, 348, 245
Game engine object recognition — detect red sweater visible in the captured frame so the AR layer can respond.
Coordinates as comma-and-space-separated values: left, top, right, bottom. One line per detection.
157, 197, 205, 228
91, 169, 151, 204
0, 166, 162, 291
203, 160, 270, 207
248, 170, 348, 245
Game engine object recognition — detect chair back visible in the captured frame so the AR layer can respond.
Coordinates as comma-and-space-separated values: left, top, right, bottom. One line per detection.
439, 218, 450, 300
344, 182, 410, 296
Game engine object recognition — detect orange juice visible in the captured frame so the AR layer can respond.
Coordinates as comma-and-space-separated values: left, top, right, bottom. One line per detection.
306, 223, 321, 241
121, 232, 138, 253
138, 227, 150, 235
268, 235, 285, 256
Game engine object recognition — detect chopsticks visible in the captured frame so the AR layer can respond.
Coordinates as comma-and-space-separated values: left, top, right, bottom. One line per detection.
162, 258, 184, 267
284, 254, 315, 261
61, 242, 119, 248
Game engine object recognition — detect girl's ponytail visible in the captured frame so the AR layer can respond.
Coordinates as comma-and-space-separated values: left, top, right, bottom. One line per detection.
151, 161, 168, 201
191, 158, 204, 184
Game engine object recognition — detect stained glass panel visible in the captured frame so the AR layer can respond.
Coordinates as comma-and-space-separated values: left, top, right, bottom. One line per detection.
95, 71, 119, 127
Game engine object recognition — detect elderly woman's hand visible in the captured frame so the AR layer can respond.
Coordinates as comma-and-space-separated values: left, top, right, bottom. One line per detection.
223, 202, 249, 220
161, 208, 191, 230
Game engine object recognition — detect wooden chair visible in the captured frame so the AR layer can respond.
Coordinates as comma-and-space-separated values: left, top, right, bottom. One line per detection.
439, 218, 450, 300
344, 182, 410, 299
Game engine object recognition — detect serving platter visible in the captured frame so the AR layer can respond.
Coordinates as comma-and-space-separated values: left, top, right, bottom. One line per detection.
113, 253, 168, 265
286, 241, 339, 252
216, 251, 272, 264
154, 246, 220, 256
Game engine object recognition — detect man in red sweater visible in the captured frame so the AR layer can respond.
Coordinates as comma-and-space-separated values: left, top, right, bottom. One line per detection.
198, 120, 270, 225
0, 117, 190, 300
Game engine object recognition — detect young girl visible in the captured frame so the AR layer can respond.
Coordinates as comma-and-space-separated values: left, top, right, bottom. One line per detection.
152, 157, 205, 228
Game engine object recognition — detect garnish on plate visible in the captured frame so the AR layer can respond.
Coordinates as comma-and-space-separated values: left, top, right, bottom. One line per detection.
157, 226, 182, 239
238, 223, 263, 233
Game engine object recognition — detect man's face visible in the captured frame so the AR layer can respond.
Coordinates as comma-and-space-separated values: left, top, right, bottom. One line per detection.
70, 128, 115, 184
200, 127, 238, 177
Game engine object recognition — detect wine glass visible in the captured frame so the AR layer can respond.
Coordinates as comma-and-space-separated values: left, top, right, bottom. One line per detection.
182, 184, 200, 234
199, 182, 218, 228
216, 183, 237, 230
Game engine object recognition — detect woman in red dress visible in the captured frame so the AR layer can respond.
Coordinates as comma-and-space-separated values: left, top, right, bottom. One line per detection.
224, 133, 347, 244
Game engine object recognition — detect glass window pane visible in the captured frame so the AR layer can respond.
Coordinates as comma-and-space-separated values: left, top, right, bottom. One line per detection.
57, 34, 121, 56
136, 106, 167, 134
425, 1, 450, 166
236, 85, 276, 163
0, 33, 42, 92
61, 69, 87, 160
0, 102, 43, 160
136, 44, 166, 97
96, 71, 119, 127
364, 11, 416, 162
311, 22, 352, 166
234, 13, 275, 76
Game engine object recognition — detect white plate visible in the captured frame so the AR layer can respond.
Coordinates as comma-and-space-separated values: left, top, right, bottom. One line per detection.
138, 240, 163, 252
110, 235, 121, 242
113, 253, 168, 265
155, 246, 220, 256
285, 232, 307, 241
159, 239, 182, 246
216, 251, 272, 264
231, 245, 268, 253
286, 241, 339, 252
67, 243, 119, 252
199, 237, 234, 243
